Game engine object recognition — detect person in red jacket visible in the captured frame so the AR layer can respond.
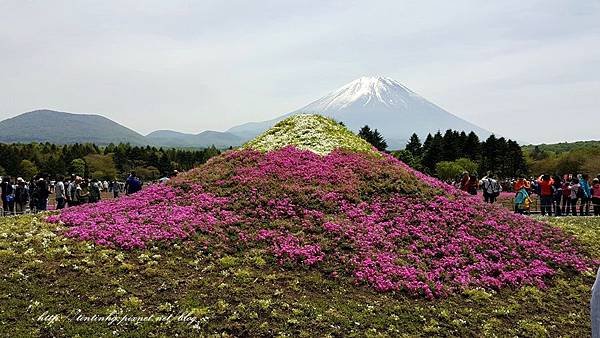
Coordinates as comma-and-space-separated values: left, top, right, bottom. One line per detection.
513, 176, 530, 193
459, 172, 470, 192
537, 174, 554, 216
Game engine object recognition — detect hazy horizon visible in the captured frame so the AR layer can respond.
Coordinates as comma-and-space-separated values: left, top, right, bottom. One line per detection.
1, 1, 599, 144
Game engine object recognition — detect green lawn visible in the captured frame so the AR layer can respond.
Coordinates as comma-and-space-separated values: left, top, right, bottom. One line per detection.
0, 215, 598, 337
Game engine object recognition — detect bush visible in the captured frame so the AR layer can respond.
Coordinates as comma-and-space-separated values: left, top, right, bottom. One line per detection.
436, 158, 478, 181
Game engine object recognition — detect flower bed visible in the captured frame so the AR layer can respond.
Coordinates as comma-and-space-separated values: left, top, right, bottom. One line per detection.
47, 146, 592, 298
243, 114, 378, 155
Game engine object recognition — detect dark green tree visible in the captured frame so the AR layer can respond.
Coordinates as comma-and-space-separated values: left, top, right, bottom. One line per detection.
463, 132, 481, 161
421, 131, 443, 173
158, 153, 173, 176
358, 125, 388, 151
405, 133, 422, 157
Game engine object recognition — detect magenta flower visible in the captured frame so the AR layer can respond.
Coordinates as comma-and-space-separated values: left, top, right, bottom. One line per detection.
47, 146, 593, 298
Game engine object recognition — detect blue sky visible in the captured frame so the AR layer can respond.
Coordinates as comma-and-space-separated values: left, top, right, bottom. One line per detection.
1, 0, 599, 143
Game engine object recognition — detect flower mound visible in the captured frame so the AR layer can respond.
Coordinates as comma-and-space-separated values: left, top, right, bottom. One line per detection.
243, 114, 377, 155
47, 146, 592, 298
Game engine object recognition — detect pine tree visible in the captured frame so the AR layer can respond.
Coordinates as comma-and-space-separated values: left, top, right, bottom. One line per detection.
422, 133, 433, 154
463, 132, 481, 161
158, 153, 173, 176
358, 125, 388, 151
405, 133, 422, 156
479, 135, 499, 175
358, 125, 373, 143
422, 131, 443, 173
371, 129, 388, 151
442, 129, 460, 161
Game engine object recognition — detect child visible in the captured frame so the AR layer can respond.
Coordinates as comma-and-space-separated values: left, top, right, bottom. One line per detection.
514, 187, 531, 214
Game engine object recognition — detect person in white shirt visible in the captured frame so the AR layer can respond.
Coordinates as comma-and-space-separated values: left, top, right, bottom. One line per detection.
480, 172, 502, 203
55, 176, 66, 209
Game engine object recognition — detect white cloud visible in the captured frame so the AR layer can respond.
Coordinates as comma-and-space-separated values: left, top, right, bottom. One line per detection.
0, 0, 598, 142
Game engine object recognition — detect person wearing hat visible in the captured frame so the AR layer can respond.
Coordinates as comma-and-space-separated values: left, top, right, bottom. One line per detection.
14, 178, 29, 214
35, 174, 50, 211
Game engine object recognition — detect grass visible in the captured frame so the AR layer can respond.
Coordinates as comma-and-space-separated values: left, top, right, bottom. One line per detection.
0, 214, 598, 337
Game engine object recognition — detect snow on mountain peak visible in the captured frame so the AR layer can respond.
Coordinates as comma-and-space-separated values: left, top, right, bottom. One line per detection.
227, 75, 491, 149
297, 76, 420, 113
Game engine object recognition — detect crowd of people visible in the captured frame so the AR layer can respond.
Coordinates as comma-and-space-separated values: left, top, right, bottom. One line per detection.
0, 172, 145, 216
511, 173, 600, 216
455, 171, 600, 216
0, 170, 179, 216
456, 172, 503, 203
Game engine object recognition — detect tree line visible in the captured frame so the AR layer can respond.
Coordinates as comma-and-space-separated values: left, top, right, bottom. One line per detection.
525, 143, 600, 177
0, 142, 220, 181
398, 130, 527, 179
357, 126, 528, 180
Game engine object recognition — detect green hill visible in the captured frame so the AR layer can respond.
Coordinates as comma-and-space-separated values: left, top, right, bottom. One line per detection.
0, 110, 149, 145
523, 140, 600, 154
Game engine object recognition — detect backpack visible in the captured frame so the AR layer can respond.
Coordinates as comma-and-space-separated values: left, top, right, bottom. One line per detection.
491, 180, 501, 195
3, 183, 15, 202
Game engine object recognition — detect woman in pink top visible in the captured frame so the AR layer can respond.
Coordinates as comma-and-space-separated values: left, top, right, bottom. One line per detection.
592, 178, 600, 216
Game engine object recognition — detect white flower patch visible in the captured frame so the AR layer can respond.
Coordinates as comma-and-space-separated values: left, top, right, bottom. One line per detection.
243, 114, 378, 156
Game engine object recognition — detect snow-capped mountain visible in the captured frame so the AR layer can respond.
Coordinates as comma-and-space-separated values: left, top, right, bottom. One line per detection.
228, 76, 491, 149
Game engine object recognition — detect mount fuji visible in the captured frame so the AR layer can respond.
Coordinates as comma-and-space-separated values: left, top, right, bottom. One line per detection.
227, 76, 491, 149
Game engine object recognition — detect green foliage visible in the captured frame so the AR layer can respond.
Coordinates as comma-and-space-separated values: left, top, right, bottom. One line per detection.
18, 159, 38, 180
435, 158, 478, 181
0, 142, 219, 180
84, 154, 118, 180
405, 133, 422, 157
0, 165, 5, 176
358, 125, 388, 151
435, 161, 463, 181
455, 157, 479, 175
393, 149, 422, 171
421, 131, 443, 173
523, 140, 600, 154
133, 166, 161, 181
70, 158, 86, 177
414, 130, 526, 178
244, 114, 378, 155
526, 144, 600, 176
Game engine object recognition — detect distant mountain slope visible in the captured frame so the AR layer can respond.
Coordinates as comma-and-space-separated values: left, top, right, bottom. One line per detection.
146, 130, 242, 148
227, 76, 491, 149
522, 140, 600, 154
0, 110, 149, 145
0, 110, 241, 148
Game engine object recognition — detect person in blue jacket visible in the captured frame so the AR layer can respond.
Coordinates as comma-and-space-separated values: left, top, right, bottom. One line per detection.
124, 171, 142, 195
579, 174, 591, 216
514, 187, 530, 214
